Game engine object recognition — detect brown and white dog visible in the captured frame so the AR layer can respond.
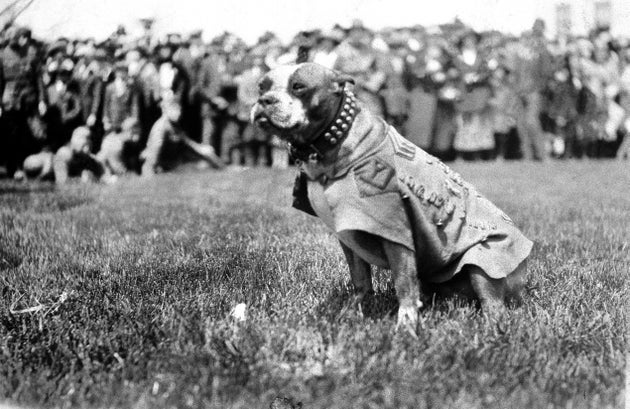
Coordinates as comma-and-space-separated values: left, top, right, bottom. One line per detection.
252, 63, 533, 334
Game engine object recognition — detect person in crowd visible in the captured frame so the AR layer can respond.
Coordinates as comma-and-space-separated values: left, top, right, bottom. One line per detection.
3, 18, 630, 179
334, 22, 386, 119
156, 41, 190, 109
543, 55, 580, 158
126, 46, 161, 146
102, 62, 139, 134
0, 27, 47, 179
22, 149, 55, 180
43, 39, 69, 86
511, 19, 555, 161
452, 30, 495, 160
97, 117, 141, 176
140, 94, 224, 176
52, 126, 105, 185
175, 31, 227, 148
403, 31, 460, 160
573, 38, 609, 157
73, 42, 110, 150
224, 49, 268, 166
379, 35, 408, 131
42, 56, 84, 155
617, 47, 630, 160
591, 34, 623, 157
311, 30, 341, 69
490, 65, 519, 160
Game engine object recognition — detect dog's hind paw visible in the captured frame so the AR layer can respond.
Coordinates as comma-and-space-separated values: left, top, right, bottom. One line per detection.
395, 301, 421, 338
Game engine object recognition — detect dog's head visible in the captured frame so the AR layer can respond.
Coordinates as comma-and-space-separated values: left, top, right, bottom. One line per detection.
251, 63, 354, 146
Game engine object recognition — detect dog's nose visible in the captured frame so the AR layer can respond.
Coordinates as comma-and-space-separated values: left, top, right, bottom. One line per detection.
258, 94, 279, 107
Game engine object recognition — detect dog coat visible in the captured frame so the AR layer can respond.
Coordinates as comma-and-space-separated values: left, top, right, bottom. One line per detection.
294, 124, 533, 283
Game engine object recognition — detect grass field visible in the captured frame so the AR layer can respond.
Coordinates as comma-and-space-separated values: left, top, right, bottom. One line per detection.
0, 161, 628, 409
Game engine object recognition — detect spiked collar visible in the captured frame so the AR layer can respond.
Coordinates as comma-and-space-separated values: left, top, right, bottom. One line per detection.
289, 86, 359, 164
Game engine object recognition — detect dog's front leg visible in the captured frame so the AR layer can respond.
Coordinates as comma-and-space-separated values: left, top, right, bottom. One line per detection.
382, 240, 422, 337
339, 241, 373, 312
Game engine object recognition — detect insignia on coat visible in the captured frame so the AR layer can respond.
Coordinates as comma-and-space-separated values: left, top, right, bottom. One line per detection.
390, 133, 416, 160
354, 158, 396, 197
444, 179, 461, 198
399, 175, 428, 202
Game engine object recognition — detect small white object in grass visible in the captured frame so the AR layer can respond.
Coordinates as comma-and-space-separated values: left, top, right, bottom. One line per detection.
230, 303, 247, 322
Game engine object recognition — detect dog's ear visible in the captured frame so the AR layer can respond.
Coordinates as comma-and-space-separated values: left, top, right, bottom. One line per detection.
331, 71, 355, 93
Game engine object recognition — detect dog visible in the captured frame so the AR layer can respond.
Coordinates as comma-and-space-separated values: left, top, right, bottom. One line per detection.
252, 63, 533, 334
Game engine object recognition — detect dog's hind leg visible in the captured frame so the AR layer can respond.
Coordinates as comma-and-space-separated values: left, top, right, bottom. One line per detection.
505, 259, 527, 306
467, 265, 507, 318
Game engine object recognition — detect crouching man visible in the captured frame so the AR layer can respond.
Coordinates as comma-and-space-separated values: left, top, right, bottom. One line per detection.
97, 117, 141, 176
140, 94, 224, 176
22, 150, 55, 181
53, 126, 105, 184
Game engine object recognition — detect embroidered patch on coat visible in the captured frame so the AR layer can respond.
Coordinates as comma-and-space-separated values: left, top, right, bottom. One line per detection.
390, 133, 416, 160
353, 158, 396, 197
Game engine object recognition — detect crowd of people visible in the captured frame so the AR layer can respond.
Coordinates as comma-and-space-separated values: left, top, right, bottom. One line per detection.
1, 18, 629, 184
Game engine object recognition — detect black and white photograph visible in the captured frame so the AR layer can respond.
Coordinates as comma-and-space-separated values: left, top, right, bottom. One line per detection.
0, 0, 628, 408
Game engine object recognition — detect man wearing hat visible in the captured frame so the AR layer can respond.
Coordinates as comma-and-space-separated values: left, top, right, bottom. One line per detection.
0, 26, 47, 178
174, 30, 226, 147
75, 41, 114, 149
140, 93, 224, 175
511, 19, 554, 160
52, 126, 105, 184
124, 46, 161, 147
102, 61, 138, 135
311, 29, 342, 69
43, 57, 83, 152
334, 22, 387, 119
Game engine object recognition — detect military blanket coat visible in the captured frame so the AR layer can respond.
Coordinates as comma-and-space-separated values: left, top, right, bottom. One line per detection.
294, 121, 533, 283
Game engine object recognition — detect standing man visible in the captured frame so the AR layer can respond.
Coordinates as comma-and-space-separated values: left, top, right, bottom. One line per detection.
43, 58, 83, 151
175, 31, 227, 146
334, 22, 387, 119
0, 27, 47, 178
511, 19, 554, 160
126, 46, 161, 147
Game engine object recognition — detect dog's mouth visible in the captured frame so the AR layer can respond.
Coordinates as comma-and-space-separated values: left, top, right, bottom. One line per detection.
253, 111, 303, 135
253, 112, 272, 128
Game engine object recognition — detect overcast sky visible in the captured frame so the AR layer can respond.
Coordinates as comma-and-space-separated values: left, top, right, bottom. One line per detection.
12, 0, 630, 43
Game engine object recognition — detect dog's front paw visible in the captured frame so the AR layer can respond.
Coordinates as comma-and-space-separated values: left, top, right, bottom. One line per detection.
395, 300, 422, 338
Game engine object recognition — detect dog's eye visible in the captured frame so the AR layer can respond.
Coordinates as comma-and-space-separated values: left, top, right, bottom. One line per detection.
292, 82, 307, 93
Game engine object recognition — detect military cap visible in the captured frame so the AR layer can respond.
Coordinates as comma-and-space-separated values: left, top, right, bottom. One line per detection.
319, 28, 344, 45
47, 39, 68, 58
14, 26, 32, 40
189, 30, 203, 40
456, 28, 482, 49
166, 33, 183, 46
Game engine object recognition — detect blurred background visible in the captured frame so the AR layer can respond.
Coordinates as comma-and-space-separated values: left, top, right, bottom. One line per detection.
1, 0, 630, 184
9, 0, 630, 42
